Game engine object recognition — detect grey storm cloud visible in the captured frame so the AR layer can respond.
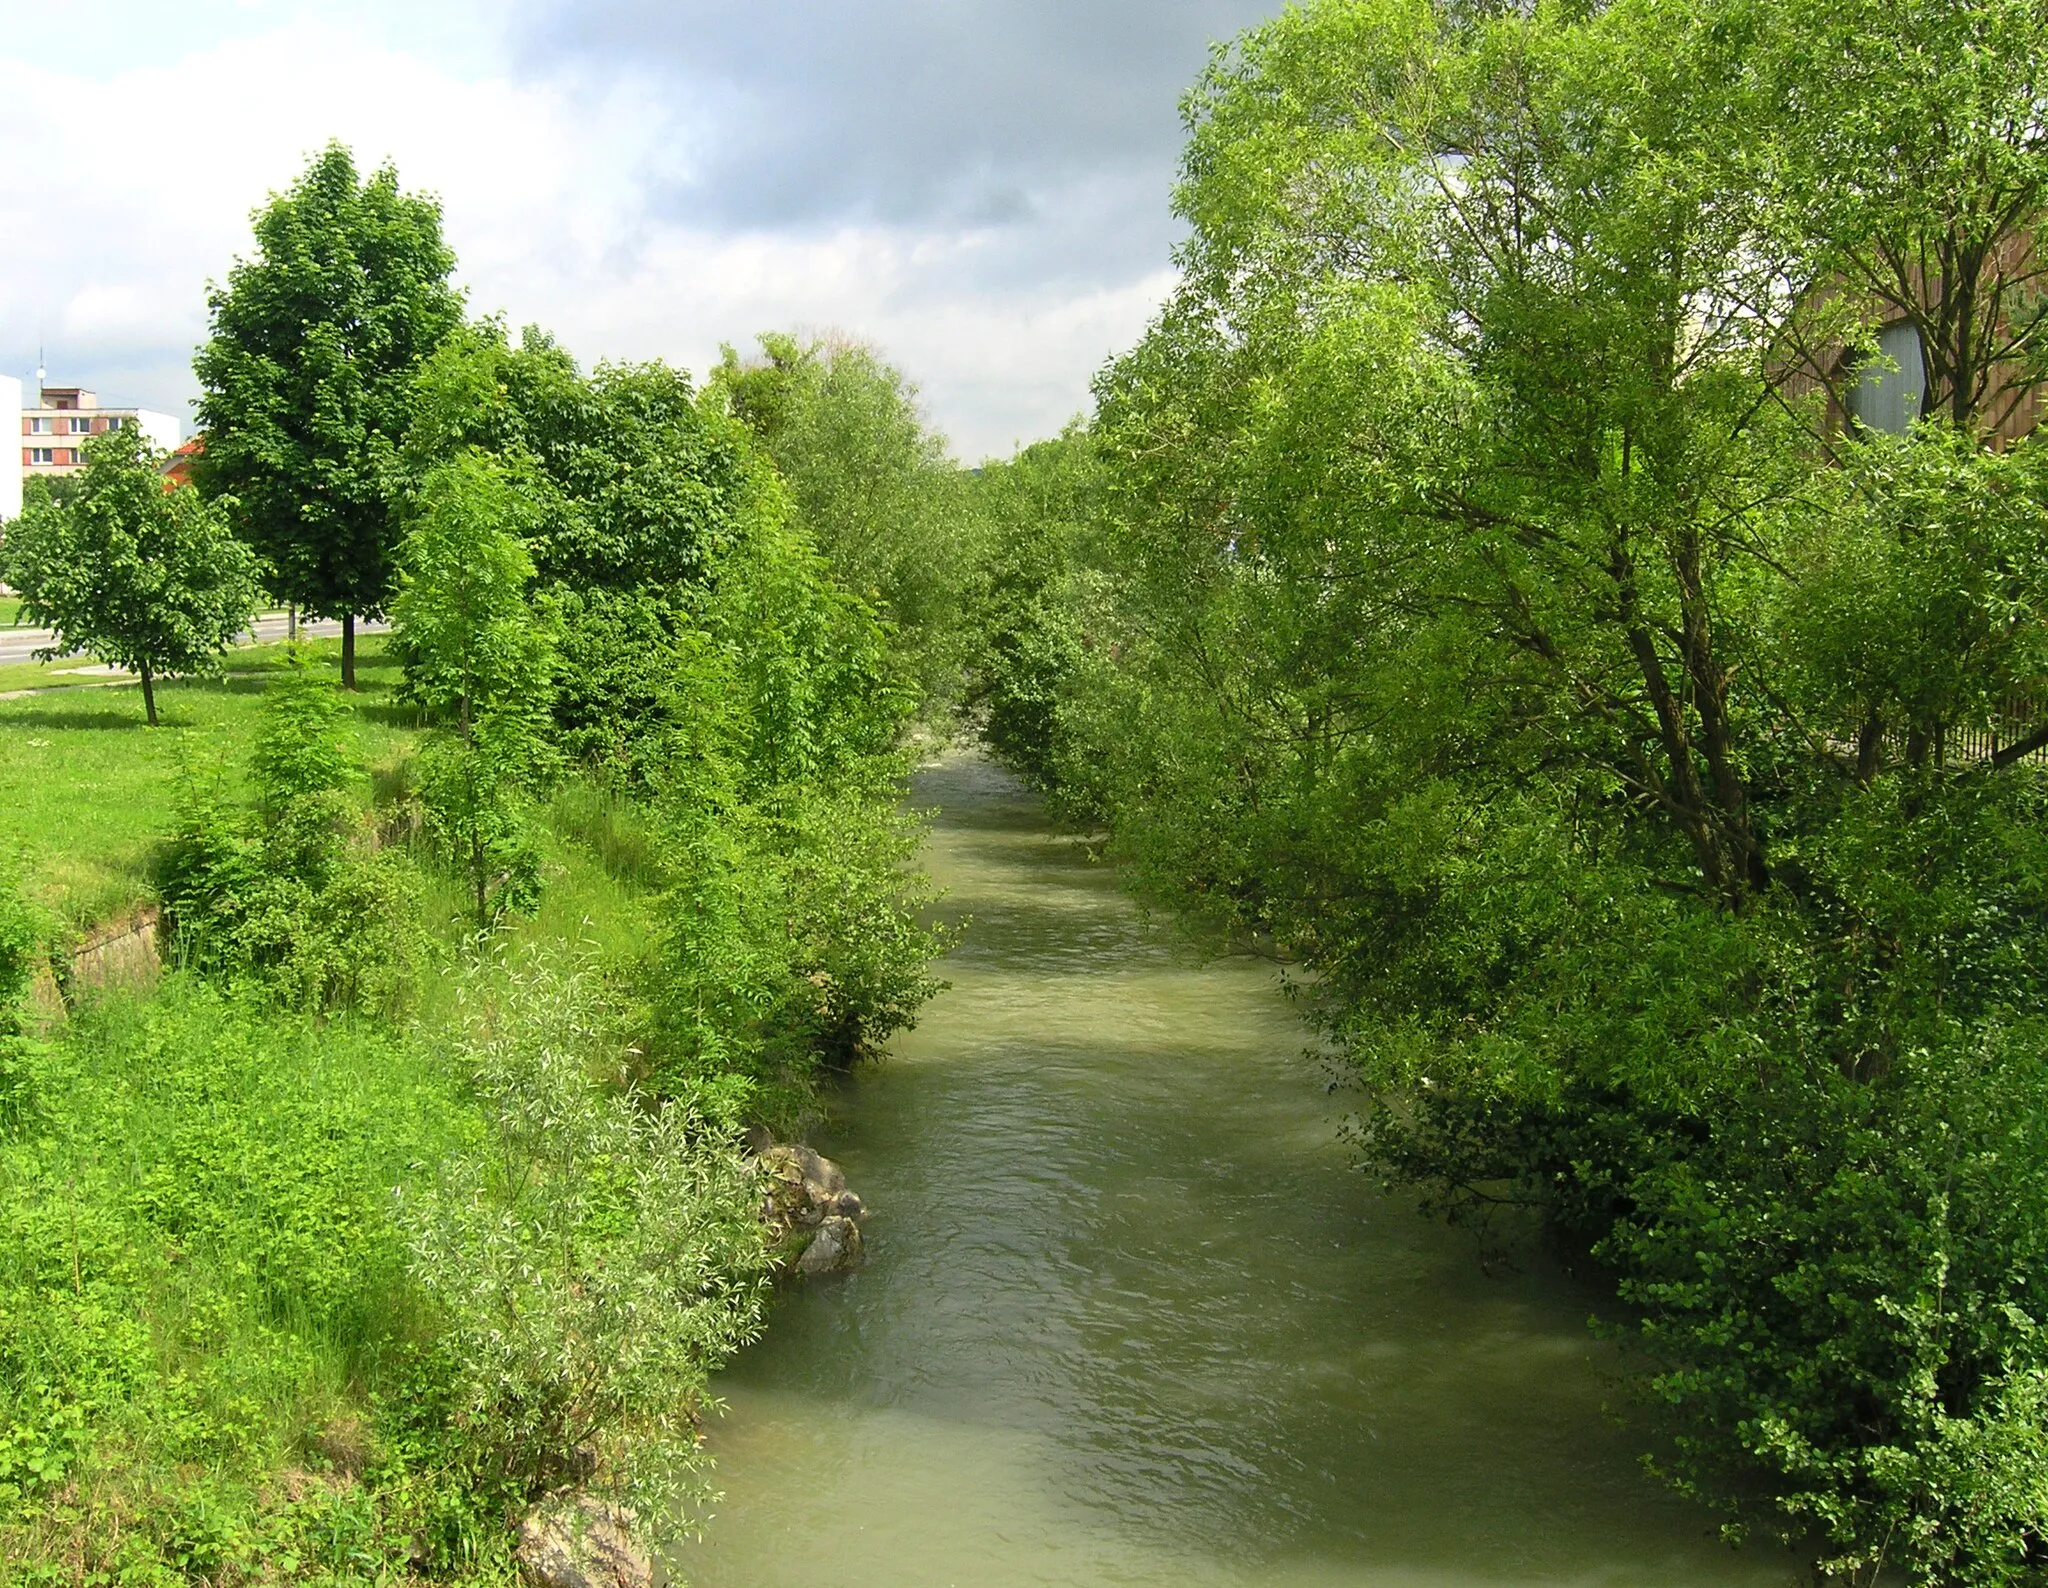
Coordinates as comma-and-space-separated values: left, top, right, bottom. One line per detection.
511, 0, 1283, 273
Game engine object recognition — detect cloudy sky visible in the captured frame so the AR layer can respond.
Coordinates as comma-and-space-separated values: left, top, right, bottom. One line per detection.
0, 0, 1281, 461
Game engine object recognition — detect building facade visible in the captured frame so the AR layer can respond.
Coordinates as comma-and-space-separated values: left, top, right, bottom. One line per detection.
18, 385, 182, 488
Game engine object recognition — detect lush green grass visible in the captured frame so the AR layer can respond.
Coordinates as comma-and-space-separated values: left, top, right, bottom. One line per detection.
0, 597, 24, 627
0, 657, 128, 695
0, 635, 420, 928
0, 728, 699, 1584
0, 982, 492, 1581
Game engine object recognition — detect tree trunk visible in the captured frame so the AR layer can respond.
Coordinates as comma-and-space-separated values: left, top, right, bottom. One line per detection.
342, 613, 356, 691
288, 604, 298, 643
139, 663, 157, 727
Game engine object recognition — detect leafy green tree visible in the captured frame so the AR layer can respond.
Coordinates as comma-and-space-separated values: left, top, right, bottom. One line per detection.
962, 427, 1102, 788
710, 332, 977, 707
1001, 0, 2048, 1578
399, 324, 908, 789
195, 141, 463, 689
397, 320, 943, 1121
1764, 0, 2048, 440
392, 451, 557, 925
1, 427, 259, 725
398, 322, 750, 594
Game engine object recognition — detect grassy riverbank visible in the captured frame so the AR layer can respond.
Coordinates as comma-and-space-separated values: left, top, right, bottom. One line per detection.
0, 641, 695, 1584
0, 600, 940, 1583
0, 636, 412, 927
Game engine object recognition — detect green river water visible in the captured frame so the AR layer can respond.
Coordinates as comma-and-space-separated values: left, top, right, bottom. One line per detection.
673, 753, 1794, 1587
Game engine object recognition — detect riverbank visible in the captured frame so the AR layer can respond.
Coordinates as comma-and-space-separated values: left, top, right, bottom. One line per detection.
677, 753, 1794, 1586
0, 625, 942, 1584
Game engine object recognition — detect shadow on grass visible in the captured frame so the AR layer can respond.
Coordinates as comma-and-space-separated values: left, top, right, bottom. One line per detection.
0, 704, 151, 732
207, 671, 289, 696
358, 699, 428, 729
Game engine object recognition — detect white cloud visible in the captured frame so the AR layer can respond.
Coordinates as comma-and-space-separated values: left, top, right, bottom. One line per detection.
0, 4, 1226, 457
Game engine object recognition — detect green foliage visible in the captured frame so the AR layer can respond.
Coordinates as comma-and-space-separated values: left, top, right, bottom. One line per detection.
393, 315, 945, 1124
399, 321, 750, 592
549, 586, 735, 787
0, 854, 44, 1028
961, 427, 1102, 790
0, 985, 480, 1578
988, 1, 2048, 1581
194, 140, 463, 683
392, 451, 558, 925
710, 331, 980, 709
0, 426, 260, 726
1763, 0, 2048, 436
655, 778, 948, 1129
156, 653, 425, 1014
398, 951, 768, 1519
0, 855, 46, 1135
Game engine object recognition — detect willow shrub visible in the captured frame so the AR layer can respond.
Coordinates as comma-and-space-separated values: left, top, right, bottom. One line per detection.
395, 950, 769, 1529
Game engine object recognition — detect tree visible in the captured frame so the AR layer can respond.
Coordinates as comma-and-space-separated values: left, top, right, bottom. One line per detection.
399, 323, 754, 595
392, 451, 556, 925
1765, 0, 2048, 441
1008, 0, 2048, 1577
195, 141, 463, 689
710, 332, 976, 707
961, 427, 1101, 789
0, 427, 259, 725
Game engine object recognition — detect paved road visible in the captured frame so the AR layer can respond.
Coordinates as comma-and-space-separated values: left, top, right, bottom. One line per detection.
0, 612, 389, 669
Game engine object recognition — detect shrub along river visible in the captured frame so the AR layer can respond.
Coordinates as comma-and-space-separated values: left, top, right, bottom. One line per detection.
673, 754, 1791, 1586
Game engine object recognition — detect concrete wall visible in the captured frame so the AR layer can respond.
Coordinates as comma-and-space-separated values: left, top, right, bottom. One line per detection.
135, 407, 181, 456
0, 376, 19, 521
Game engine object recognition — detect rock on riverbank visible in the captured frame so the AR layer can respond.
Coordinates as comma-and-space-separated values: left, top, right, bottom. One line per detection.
756, 1142, 866, 1275
516, 1491, 650, 1588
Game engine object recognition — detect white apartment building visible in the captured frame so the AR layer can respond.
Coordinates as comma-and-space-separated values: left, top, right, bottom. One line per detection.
18, 385, 181, 494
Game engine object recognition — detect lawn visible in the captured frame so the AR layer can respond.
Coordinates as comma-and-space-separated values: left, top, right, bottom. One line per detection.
0, 657, 131, 695
0, 596, 23, 626
0, 634, 422, 927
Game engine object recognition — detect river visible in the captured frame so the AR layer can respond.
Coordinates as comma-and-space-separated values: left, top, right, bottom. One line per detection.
672, 753, 1791, 1587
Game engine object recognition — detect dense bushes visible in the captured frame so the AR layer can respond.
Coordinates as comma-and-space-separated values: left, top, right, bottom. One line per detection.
388, 324, 944, 1127
156, 657, 424, 1015
399, 952, 767, 1522
968, 1, 2048, 1580
0, 298, 953, 1582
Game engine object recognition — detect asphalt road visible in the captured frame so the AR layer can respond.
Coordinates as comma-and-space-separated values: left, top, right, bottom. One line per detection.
0, 612, 389, 669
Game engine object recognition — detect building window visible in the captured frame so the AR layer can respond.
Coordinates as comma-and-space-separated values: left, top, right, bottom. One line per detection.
69, 417, 93, 434
28, 448, 53, 464
27, 417, 51, 434
1847, 321, 1927, 435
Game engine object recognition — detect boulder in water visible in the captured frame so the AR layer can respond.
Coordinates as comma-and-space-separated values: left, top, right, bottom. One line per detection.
798, 1213, 865, 1275
757, 1143, 867, 1274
